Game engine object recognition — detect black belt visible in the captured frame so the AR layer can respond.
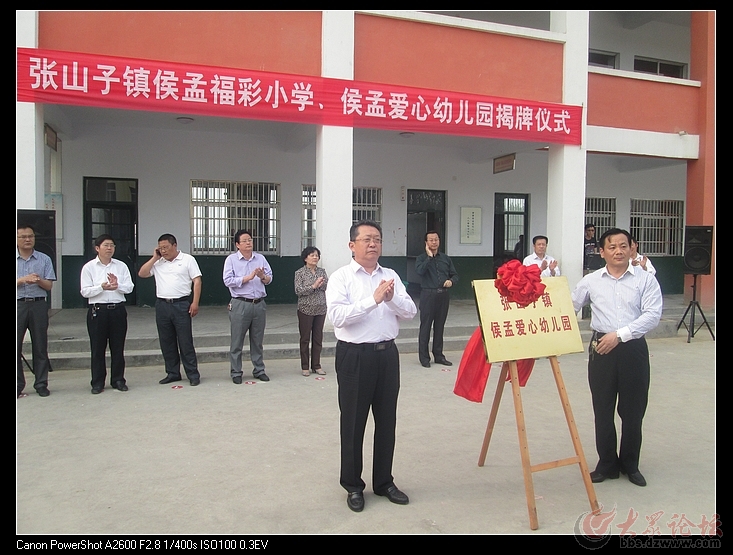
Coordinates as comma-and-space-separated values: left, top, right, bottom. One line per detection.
91, 303, 123, 309
18, 297, 46, 302
338, 339, 395, 351
157, 296, 190, 303
422, 288, 446, 293
233, 297, 263, 304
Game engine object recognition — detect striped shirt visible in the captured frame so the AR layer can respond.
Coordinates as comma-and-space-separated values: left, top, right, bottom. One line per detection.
572, 263, 662, 342
17, 249, 56, 299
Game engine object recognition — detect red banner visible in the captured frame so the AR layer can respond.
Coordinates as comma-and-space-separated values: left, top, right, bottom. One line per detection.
17, 48, 582, 145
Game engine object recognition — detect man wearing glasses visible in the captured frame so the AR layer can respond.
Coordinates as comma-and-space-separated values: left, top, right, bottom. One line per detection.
80, 234, 134, 394
327, 220, 417, 512
17, 224, 56, 398
223, 230, 273, 383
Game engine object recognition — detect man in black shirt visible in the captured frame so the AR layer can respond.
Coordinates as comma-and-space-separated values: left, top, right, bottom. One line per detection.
415, 231, 459, 368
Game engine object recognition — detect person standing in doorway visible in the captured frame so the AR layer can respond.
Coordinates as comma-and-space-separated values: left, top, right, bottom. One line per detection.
80, 234, 134, 394
415, 230, 459, 368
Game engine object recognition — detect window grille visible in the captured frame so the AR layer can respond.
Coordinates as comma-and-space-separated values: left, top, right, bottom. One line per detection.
503, 196, 526, 251
302, 185, 316, 250
191, 180, 280, 254
585, 197, 616, 238
630, 199, 684, 256
353, 187, 382, 225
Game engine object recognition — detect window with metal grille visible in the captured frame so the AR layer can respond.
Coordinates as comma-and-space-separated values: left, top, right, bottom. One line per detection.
585, 197, 616, 238
353, 187, 382, 225
302, 185, 316, 250
191, 180, 280, 255
630, 199, 684, 256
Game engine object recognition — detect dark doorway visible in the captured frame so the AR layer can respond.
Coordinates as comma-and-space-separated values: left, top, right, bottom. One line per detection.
493, 193, 529, 277
406, 189, 446, 294
83, 177, 139, 304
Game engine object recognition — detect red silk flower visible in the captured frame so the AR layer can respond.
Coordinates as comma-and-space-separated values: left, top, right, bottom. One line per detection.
494, 259, 546, 308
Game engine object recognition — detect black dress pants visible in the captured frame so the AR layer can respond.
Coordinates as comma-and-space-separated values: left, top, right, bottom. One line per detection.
588, 335, 650, 475
155, 298, 200, 380
336, 340, 400, 494
17, 298, 51, 394
87, 303, 128, 390
418, 289, 450, 364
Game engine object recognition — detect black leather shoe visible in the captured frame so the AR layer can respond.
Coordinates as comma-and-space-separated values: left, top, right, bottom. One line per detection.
435, 358, 453, 366
232, 376, 243, 384
189, 378, 200, 386
113, 382, 128, 392
420, 361, 431, 368
256, 373, 270, 382
590, 470, 619, 483
621, 469, 647, 487
37, 387, 50, 397
347, 492, 364, 512
91, 388, 104, 394
376, 485, 409, 505
159, 375, 182, 385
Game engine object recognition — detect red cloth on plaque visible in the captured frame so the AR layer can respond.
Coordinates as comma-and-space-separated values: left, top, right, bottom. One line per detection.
454, 327, 536, 403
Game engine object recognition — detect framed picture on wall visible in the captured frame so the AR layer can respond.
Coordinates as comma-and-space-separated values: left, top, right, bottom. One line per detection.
460, 206, 481, 244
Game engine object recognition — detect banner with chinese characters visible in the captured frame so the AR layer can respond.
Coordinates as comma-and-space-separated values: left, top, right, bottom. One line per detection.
17, 48, 582, 145
473, 277, 584, 362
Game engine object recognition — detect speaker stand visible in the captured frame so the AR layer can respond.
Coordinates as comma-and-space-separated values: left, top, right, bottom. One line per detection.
676, 274, 715, 343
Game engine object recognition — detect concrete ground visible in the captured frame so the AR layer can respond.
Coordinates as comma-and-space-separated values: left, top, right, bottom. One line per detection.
17, 317, 715, 535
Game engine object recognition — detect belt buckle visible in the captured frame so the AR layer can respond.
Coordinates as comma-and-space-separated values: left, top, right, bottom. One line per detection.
374, 341, 389, 351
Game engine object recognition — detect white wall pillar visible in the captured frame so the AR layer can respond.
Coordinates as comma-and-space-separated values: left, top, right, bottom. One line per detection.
548, 10, 589, 289
16, 10, 43, 210
318, 10, 355, 276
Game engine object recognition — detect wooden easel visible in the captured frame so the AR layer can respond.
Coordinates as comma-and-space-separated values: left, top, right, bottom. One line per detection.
478, 356, 599, 530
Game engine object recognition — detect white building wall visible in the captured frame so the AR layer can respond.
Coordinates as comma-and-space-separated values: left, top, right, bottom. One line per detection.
56, 117, 687, 261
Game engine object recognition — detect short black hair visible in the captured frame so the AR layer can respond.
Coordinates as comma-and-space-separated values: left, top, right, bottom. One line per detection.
158, 233, 177, 245
532, 235, 548, 245
94, 234, 115, 247
425, 230, 440, 242
350, 220, 382, 242
17, 223, 36, 233
301, 245, 321, 263
599, 228, 632, 249
234, 229, 253, 244
584, 223, 595, 231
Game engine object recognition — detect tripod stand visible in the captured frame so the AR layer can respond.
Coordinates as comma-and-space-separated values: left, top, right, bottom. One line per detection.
677, 274, 715, 343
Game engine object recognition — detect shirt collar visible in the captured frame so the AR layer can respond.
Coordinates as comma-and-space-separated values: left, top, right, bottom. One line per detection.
601, 261, 635, 279
17, 248, 38, 260
237, 250, 257, 261
349, 258, 381, 275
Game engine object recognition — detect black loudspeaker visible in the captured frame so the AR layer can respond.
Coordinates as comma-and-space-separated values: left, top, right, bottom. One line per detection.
682, 226, 713, 275
17, 209, 57, 275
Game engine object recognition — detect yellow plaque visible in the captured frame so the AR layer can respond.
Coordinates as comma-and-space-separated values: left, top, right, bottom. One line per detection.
473, 276, 584, 362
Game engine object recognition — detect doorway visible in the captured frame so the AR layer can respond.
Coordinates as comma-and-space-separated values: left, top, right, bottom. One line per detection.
493, 193, 529, 277
406, 189, 446, 294
83, 177, 139, 304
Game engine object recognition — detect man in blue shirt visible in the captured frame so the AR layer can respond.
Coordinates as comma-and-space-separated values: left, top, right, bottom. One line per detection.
17, 224, 56, 398
223, 230, 273, 383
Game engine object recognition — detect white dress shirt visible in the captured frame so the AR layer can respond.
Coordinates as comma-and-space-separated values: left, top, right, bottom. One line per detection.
572, 263, 663, 343
149, 251, 202, 298
523, 253, 561, 277
80, 257, 134, 304
326, 259, 416, 343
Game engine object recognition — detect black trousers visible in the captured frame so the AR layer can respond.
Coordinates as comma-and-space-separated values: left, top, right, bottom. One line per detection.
155, 298, 200, 380
336, 340, 400, 494
418, 289, 450, 364
87, 303, 128, 390
588, 335, 650, 475
297, 310, 325, 370
17, 298, 51, 394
